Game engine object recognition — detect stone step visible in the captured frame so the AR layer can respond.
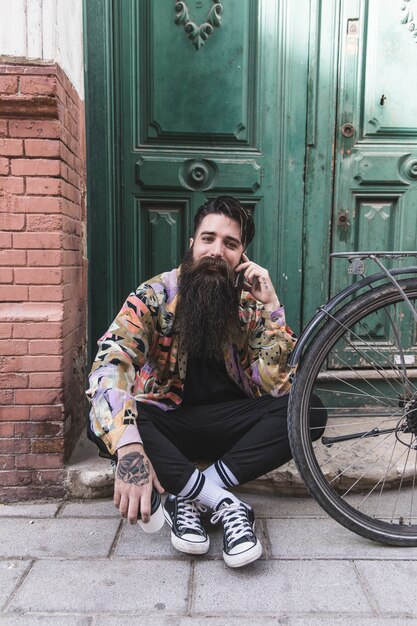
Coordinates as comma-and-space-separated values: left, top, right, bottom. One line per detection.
65, 431, 308, 499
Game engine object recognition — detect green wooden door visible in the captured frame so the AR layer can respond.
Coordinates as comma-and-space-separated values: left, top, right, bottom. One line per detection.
329, 0, 417, 367
113, 0, 310, 326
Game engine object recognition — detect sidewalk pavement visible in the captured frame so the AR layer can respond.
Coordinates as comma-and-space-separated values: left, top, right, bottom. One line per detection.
1, 493, 417, 625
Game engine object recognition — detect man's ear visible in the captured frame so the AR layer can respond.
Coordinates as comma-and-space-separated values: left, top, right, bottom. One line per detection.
189, 238, 194, 248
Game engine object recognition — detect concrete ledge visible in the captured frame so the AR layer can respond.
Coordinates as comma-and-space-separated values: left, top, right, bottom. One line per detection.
65, 431, 308, 499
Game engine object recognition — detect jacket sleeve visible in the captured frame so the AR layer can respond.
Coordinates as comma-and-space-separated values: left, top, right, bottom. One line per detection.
86, 285, 157, 456
243, 297, 296, 397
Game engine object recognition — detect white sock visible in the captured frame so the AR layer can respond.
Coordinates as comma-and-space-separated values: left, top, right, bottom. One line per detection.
177, 468, 240, 510
203, 460, 239, 489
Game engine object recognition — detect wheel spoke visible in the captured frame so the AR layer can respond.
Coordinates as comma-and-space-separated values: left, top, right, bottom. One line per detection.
288, 279, 417, 545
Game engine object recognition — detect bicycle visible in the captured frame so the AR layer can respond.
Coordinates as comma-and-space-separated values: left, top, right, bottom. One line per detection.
287, 251, 417, 546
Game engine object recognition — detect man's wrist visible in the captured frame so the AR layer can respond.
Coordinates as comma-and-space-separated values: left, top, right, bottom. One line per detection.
117, 442, 144, 458
263, 296, 281, 311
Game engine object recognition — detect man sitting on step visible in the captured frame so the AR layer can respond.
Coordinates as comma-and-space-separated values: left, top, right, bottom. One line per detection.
86, 195, 327, 568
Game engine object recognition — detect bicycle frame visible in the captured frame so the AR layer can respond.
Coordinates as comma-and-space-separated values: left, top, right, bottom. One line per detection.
288, 252, 417, 370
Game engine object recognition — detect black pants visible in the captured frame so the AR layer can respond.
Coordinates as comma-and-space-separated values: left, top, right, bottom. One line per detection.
137, 395, 327, 495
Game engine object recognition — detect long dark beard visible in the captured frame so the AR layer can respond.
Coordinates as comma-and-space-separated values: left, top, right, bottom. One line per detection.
175, 250, 241, 360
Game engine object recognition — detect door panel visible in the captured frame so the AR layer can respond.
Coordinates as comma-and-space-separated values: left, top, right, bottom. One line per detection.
330, 0, 417, 368
114, 0, 310, 331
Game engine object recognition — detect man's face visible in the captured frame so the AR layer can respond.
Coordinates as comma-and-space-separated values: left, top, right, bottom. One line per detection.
189, 213, 244, 270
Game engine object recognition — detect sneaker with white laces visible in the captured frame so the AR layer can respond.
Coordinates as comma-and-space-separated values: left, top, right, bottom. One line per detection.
163, 495, 210, 555
211, 497, 262, 568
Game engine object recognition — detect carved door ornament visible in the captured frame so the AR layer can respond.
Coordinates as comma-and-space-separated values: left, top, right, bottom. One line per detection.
175, 1, 223, 50
400, 0, 417, 42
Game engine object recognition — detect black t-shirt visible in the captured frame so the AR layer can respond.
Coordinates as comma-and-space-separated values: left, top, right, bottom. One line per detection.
182, 356, 247, 405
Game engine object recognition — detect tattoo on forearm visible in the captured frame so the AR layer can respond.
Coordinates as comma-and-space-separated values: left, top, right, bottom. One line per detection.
116, 452, 150, 486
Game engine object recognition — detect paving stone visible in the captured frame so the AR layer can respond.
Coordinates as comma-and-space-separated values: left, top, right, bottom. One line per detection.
235, 493, 325, 518
0, 502, 60, 518
0, 561, 31, 611
115, 519, 191, 559
192, 560, 372, 615
0, 617, 90, 625
0, 518, 120, 558
355, 561, 417, 614
59, 499, 119, 518
95, 618, 181, 626
266, 518, 417, 560
182, 619, 288, 625
286, 615, 417, 626
8, 559, 190, 615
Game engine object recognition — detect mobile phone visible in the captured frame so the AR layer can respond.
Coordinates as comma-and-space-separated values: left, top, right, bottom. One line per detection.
234, 258, 245, 289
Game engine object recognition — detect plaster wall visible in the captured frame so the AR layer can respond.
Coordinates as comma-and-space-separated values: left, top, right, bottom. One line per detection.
0, 0, 84, 97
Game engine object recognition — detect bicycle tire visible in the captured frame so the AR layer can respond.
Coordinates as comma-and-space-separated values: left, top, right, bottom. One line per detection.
288, 278, 417, 546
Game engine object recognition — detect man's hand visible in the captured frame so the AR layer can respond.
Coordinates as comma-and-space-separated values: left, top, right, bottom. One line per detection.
235, 253, 281, 311
114, 443, 164, 525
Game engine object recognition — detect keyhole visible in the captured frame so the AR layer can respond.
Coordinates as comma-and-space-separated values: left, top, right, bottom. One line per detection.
380, 94, 387, 106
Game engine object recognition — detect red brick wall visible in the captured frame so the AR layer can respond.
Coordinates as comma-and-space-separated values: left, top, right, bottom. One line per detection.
0, 63, 87, 501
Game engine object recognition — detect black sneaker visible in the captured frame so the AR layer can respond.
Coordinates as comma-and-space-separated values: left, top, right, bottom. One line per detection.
211, 497, 262, 568
163, 495, 210, 555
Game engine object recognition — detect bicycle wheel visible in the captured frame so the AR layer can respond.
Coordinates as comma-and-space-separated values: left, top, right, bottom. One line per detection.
288, 278, 417, 546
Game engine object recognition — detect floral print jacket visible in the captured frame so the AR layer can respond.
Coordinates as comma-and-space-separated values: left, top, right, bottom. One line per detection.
86, 267, 296, 456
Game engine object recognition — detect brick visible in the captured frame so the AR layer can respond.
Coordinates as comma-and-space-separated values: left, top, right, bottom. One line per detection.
0, 285, 28, 301
15, 454, 63, 470
8, 120, 60, 139
0, 437, 30, 453
26, 177, 61, 195
14, 420, 63, 439
0, 355, 62, 372
34, 469, 65, 485
14, 268, 63, 285
29, 340, 63, 356
13, 232, 62, 249
0, 213, 25, 231
20, 76, 56, 96
0, 422, 15, 437
13, 322, 62, 339
29, 285, 63, 301
0, 406, 29, 421
0, 75, 18, 93
0, 471, 33, 487
61, 181, 80, 204
12, 196, 61, 213
0, 119, 8, 137
0, 391, 13, 406
11, 159, 60, 177
0, 157, 9, 175
26, 214, 62, 231
0, 177, 25, 195
0, 250, 27, 266
62, 235, 80, 251
0, 232, 12, 247
0, 484, 65, 501
62, 250, 80, 266
31, 439, 64, 454
0, 138, 23, 156
0, 268, 13, 283
0, 373, 28, 388
29, 372, 63, 387
27, 250, 62, 266
0, 323, 12, 339
0, 456, 15, 471
25, 139, 60, 157
30, 404, 64, 420
0, 340, 27, 355
14, 389, 63, 405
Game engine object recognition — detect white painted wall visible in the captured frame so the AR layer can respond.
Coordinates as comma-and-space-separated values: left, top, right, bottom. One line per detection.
0, 0, 84, 98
